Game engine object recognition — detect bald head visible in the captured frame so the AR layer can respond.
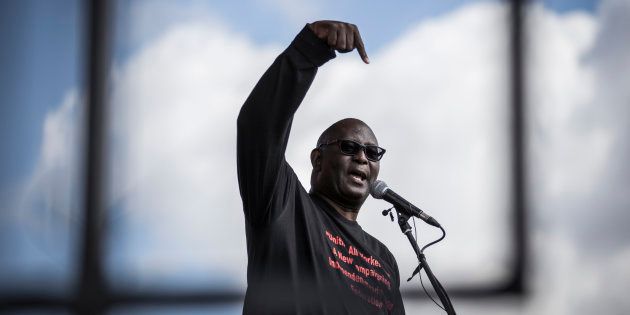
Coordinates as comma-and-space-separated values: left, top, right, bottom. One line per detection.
316, 118, 378, 147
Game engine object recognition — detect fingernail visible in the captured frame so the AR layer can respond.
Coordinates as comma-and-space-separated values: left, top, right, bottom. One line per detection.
365, 57, 370, 64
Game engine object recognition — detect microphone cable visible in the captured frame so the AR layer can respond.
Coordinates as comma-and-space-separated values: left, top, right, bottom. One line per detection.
411, 218, 447, 312
381, 201, 455, 313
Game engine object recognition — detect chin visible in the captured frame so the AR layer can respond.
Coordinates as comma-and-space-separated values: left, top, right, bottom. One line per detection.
342, 186, 365, 197
341, 189, 369, 207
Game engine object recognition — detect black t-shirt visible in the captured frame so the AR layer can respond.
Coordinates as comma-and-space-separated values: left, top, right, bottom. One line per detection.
237, 25, 405, 314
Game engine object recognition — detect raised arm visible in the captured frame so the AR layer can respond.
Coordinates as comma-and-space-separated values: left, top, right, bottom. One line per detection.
237, 22, 368, 226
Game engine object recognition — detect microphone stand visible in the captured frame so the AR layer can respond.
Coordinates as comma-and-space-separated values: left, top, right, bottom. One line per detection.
393, 206, 456, 315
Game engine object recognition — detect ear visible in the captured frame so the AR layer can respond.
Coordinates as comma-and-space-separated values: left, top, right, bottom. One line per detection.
310, 148, 322, 171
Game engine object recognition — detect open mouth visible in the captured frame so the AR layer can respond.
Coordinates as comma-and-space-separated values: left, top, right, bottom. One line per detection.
348, 169, 368, 183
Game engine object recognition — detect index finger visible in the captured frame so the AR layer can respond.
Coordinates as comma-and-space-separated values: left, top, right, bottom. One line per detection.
353, 28, 369, 64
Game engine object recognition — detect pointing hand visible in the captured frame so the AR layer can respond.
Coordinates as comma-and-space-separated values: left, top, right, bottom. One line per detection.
308, 20, 369, 64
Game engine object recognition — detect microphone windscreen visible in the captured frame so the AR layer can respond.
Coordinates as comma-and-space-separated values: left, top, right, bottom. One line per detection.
370, 180, 389, 199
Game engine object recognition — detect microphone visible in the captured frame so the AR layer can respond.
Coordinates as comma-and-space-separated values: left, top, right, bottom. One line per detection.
370, 180, 441, 227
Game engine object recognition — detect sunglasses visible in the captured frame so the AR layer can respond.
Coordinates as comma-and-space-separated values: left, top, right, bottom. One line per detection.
317, 139, 386, 162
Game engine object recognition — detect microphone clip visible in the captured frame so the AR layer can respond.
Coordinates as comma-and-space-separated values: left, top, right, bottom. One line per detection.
381, 207, 395, 222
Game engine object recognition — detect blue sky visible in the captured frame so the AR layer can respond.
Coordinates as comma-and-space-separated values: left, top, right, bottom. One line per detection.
110, 0, 597, 61
0, 0, 83, 186
113, 0, 499, 59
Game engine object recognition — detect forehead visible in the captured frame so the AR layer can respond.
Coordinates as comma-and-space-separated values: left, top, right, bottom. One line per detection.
334, 122, 378, 145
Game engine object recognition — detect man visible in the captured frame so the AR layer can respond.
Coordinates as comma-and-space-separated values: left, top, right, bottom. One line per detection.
237, 20, 405, 314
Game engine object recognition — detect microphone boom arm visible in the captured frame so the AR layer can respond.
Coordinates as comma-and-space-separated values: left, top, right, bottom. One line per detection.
393, 207, 456, 315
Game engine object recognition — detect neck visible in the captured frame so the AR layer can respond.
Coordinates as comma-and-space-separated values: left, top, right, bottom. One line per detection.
315, 192, 360, 221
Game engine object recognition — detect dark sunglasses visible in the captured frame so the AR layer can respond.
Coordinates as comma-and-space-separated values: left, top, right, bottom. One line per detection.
317, 139, 386, 162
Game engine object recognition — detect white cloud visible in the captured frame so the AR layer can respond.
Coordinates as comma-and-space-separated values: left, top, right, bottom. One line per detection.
524, 230, 630, 314
524, 0, 630, 314
105, 19, 282, 288
0, 90, 83, 287
19, 90, 83, 250
527, 5, 600, 199
527, 0, 630, 254
291, 1, 515, 285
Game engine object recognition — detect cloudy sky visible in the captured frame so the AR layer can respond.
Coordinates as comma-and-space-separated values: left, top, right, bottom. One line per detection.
1, 0, 629, 314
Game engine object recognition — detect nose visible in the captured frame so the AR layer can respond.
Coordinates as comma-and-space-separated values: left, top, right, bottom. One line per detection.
352, 148, 369, 164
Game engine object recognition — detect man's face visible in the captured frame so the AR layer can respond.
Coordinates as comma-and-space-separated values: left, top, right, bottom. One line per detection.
312, 122, 381, 210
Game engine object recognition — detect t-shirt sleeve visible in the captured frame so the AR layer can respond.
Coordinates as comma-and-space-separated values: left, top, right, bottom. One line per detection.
237, 25, 335, 227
